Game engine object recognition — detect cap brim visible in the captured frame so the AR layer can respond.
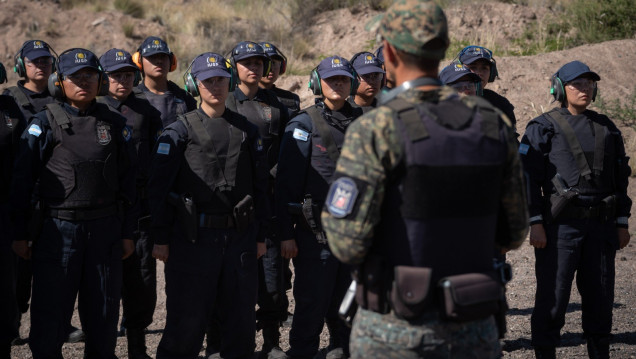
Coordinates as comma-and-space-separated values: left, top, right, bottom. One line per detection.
105, 63, 138, 72
562, 71, 601, 82
446, 72, 481, 84
320, 69, 355, 79
62, 64, 100, 75
234, 54, 269, 62
355, 66, 385, 76
193, 69, 232, 82
23, 49, 53, 60
142, 49, 171, 57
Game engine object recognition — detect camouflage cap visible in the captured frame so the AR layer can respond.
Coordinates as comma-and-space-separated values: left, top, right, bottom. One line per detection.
379, 0, 449, 59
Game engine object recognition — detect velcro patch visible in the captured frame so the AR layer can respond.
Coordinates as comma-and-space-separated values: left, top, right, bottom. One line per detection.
518, 143, 529, 155
293, 128, 309, 142
326, 177, 359, 218
157, 143, 170, 155
28, 124, 42, 137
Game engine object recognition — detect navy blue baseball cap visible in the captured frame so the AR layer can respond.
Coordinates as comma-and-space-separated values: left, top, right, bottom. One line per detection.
374, 45, 384, 64
556, 60, 600, 82
458, 45, 494, 65
259, 42, 285, 60
191, 53, 232, 81
351, 52, 384, 75
100, 48, 137, 72
439, 62, 480, 84
139, 36, 172, 57
316, 56, 354, 79
57, 48, 101, 75
21, 40, 54, 60
232, 41, 269, 62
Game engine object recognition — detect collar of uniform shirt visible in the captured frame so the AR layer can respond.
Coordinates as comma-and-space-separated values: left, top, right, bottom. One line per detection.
62, 100, 98, 116
234, 87, 269, 103
18, 80, 49, 97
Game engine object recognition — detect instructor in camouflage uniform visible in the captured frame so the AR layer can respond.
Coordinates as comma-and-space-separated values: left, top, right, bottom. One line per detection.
321, 1, 529, 358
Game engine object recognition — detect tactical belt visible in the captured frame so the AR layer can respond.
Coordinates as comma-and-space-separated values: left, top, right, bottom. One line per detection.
46, 204, 120, 221
559, 204, 613, 220
199, 213, 234, 229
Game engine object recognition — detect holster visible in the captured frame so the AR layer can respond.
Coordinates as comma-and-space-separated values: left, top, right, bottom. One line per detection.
355, 254, 390, 314
547, 190, 579, 222
233, 194, 254, 233
390, 266, 434, 319
167, 192, 198, 243
287, 196, 326, 243
438, 272, 502, 322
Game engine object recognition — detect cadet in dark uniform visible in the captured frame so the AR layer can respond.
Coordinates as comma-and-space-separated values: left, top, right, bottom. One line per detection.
225, 40, 290, 359
276, 55, 363, 359
374, 45, 394, 90
149, 52, 268, 359
322, 1, 529, 358
349, 52, 384, 109
520, 61, 631, 359
133, 36, 197, 128
439, 62, 482, 96
9, 48, 136, 359
98, 48, 163, 359
456, 45, 517, 130
259, 41, 301, 116
0, 62, 25, 359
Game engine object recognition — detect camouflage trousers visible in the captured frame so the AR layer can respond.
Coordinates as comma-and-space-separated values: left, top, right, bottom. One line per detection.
349, 308, 501, 359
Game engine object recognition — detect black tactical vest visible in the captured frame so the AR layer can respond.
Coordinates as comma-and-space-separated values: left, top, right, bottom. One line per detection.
375, 96, 508, 283
0, 97, 24, 203
175, 110, 255, 214
38, 103, 121, 209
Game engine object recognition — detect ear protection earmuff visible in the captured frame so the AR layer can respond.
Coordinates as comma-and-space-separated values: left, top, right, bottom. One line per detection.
307, 66, 359, 96
132, 48, 178, 73
349, 51, 383, 92
183, 55, 237, 97
455, 45, 498, 83
0, 63, 7, 84
48, 48, 108, 100
14, 40, 57, 78
550, 74, 597, 103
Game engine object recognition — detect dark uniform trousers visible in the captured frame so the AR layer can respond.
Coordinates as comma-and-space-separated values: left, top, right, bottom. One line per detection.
157, 225, 258, 359
531, 216, 617, 347
257, 236, 289, 324
30, 215, 123, 359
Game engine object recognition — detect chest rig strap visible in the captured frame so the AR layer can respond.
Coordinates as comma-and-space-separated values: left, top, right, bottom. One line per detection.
7, 86, 33, 111
305, 106, 341, 163
384, 98, 429, 142
45, 103, 72, 130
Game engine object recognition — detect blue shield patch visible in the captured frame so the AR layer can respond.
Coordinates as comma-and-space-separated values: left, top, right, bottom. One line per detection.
326, 177, 359, 218
157, 143, 170, 155
518, 143, 529, 155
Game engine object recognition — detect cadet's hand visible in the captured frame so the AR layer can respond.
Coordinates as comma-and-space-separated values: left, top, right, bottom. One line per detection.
12, 240, 31, 260
257, 242, 266, 259
529, 223, 547, 249
281, 239, 298, 259
153, 244, 169, 262
122, 239, 135, 259
617, 227, 630, 249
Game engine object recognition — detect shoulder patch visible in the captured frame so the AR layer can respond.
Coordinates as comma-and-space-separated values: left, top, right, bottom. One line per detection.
326, 177, 359, 218
28, 124, 42, 137
518, 143, 529, 155
157, 142, 170, 155
293, 128, 309, 142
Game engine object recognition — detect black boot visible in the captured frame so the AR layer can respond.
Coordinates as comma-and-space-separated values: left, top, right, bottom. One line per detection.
261, 321, 287, 359
127, 328, 151, 359
587, 336, 610, 359
534, 346, 556, 359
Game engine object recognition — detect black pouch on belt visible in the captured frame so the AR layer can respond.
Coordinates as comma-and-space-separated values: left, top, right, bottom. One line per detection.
438, 272, 503, 322
233, 194, 254, 233
390, 266, 433, 319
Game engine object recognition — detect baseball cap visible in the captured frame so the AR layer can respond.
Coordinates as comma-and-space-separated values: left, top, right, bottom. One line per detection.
259, 42, 285, 61
439, 62, 480, 84
556, 60, 600, 82
21, 40, 54, 60
316, 56, 354, 79
374, 45, 384, 64
191, 53, 232, 81
232, 41, 269, 62
351, 52, 384, 76
57, 48, 101, 75
100, 48, 137, 73
457, 46, 494, 65
377, 0, 449, 59
139, 36, 172, 57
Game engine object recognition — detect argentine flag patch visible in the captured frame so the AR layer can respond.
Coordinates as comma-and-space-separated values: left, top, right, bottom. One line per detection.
293, 128, 309, 142
518, 143, 529, 155
28, 124, 42, 137
157, 143, 170, 155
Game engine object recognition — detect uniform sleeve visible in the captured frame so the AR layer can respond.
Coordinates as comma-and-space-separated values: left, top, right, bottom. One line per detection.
274, 114, 313, 243
497, 122, 530, 250
246, 121, 270, 243
9, 114, 54, 240
519, 116, 553, 224
147, 122, 188, 245
610, 123, 631, 226
322, 107, 403, 265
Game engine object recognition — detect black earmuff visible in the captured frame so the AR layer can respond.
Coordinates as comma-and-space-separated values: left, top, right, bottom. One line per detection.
278, 52, 287, 75
308, 67, 322, 96
550, 75, 565, 103
14, 40, 57, 78
0, 63, 7, 84
350, 69, 360, 96
456, 46, 498, 83
133, 70, 142, 86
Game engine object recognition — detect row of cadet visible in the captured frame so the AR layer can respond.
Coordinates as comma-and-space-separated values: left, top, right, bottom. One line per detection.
0, 10, 628, 358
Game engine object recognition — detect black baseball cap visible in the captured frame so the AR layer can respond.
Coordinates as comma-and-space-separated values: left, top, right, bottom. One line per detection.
316, 56, 354, 79
231, 41, 269, 62
351, 52, 384, 76
458, 46, 494, 65
139, 36, 172, 57
259, 42, 285, 61
57, 48, 101, 75
100, 48, 137, 73
556, 61, 600, 82
21, 40, 54, 60
191, 53, 232, 81
439, 62, 481, 84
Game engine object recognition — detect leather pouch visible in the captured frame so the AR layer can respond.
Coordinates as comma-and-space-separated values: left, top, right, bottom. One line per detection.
438, 272, 502, 322
390, 266, 433, 319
